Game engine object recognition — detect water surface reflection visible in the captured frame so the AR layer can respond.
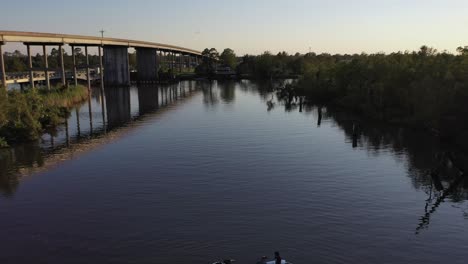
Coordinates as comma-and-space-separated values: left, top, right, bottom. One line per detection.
0, 82, 201, 197
0, 80, 467, 264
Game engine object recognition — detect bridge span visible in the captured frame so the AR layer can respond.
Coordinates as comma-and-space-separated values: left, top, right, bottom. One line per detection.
0, 31, 205, 89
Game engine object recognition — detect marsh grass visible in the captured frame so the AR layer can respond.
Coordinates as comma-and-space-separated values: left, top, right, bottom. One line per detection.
0, 85, 89, 145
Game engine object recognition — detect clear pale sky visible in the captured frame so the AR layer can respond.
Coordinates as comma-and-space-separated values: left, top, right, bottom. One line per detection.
2, 0, 468, 55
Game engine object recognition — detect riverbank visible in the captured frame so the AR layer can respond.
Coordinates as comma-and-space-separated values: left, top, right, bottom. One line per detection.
0, 85, 89, 146
283, 88, 468, 154
273, 51, 468, 152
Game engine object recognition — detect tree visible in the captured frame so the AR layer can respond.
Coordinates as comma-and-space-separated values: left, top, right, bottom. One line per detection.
48, 48, 59, 69
207, 48, 219, 60
456, 46, 468, 55
220, 48, 237, 69
4, 50, 27, 72
12, 50, 23, 57
74, 47, 83, 55
419, 45, 437, 56
197, 48, 220, 76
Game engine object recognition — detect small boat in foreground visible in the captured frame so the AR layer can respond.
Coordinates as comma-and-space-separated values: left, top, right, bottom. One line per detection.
212, 258, 292, 264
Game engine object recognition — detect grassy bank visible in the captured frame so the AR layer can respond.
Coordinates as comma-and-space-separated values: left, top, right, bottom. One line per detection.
0, 85, 89, 146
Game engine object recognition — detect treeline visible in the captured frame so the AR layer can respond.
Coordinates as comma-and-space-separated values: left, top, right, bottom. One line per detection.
286, 46, 468, 150
3, 48, 101, 72
197, 47, 357, 78
200, 46, 468, 149
290, 48, 467, 113
237, 51, 353, 78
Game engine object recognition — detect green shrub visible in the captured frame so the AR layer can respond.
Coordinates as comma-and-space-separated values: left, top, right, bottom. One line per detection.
0, 137, 8, 148
0, 85, 89, 144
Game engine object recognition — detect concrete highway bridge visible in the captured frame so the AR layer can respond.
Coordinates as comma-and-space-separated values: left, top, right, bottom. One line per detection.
0, 31, 205, 89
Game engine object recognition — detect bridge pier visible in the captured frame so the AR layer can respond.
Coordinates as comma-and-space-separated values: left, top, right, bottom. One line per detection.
42, 45, 50, 90
26, 44, 34, 89
178, 53, 183, 73
159, 51, 164, 72
0, 42, 6, 90
98, 46, 105, 95
156, 49, 160, 77
166, 51, 170, 71
59, 44, 66, 86
23, 42, 66, 90
136, 48, 158, 83
85, 46, 91, 89
169, 52, 172, 72
103, 46, 130, 86
169, 52, 174, 73
71, 45, 78, 86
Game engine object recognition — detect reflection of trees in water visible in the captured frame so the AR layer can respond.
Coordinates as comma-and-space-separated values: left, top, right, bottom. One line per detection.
238, 79, 291, 101
202, 81, 219, 107
274, 99, 468, 234
328, 110, 467, 197
326, 109, 468, 233
0, 145, 44, 197
219, 81, 236, 103
416, 170, 467, 234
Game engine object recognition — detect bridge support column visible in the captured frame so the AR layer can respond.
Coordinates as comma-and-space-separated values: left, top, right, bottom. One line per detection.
136, 48, 157, 83
43, 45, 50, 90
98, 45, 107, 133
59, 44, 66, 86
99, 46, 105, 91
156, 50, 160, 78
85, 46, 91, 89
166, 51, 170, 71
0, 42, 6, 90
160, 51, 165, 71
26, 44, 35, 89
71, 45, 78, 86
103, 46, 130, 86
179, 53, 183, 73
170, 52, 174, 73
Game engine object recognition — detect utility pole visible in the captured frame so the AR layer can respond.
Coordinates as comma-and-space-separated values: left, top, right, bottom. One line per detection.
100, 29, 105, 38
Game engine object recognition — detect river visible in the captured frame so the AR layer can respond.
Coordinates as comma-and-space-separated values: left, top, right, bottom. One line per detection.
0, 80, 467, 264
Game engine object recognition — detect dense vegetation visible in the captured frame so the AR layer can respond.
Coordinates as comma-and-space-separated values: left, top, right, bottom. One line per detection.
0, 85, 89, 146
198, 46, 468, 150
195, 48, 223, 76
283, 46, 468, 149
3, 48, 101, 72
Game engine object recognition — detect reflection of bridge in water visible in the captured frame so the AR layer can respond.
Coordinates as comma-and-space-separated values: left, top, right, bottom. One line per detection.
0, 81, 203, 197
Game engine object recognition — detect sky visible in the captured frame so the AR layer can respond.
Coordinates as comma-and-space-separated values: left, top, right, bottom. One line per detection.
2, 0, 468, 55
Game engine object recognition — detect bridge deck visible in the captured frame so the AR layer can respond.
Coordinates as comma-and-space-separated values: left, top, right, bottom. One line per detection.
0, 31, 202, 56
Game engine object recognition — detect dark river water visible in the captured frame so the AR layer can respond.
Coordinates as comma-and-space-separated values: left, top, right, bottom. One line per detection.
1, 80, 467, 264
